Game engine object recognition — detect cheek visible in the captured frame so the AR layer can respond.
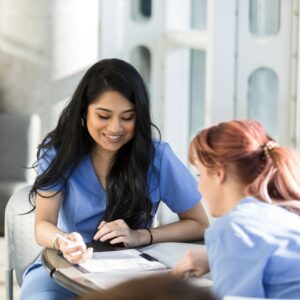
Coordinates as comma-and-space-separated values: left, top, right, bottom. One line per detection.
87, 115, 104, 130
197, 179, 205, 195
125, 121, 136, 134
198, 178, 215, 207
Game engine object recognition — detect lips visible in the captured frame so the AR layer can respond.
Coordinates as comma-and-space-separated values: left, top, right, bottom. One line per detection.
104, 134, 122, 143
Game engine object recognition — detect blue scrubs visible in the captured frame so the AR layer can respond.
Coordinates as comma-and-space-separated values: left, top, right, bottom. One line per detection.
20, 141, 201, 299
205, 197, 300, 299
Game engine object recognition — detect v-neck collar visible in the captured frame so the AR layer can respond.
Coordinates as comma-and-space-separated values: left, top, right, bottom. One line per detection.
85, 154, 106, 192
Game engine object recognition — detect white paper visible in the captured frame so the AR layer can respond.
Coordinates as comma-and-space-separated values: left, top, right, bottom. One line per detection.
79, 249, 167, 273
140, 242, 206, 268
83, 270, 170, 289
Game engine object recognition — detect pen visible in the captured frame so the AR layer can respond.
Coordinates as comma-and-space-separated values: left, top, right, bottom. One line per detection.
55, 233, 86, 254
139, 253, 159, 262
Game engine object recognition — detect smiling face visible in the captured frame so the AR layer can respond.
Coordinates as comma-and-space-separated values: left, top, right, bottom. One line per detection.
86, 90, 136, 156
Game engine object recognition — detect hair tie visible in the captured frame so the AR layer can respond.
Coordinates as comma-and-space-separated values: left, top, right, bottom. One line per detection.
261, 141, 278, 159
145, 228, 153, 245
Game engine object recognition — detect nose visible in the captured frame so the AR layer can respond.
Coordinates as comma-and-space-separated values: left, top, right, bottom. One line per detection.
107, 117, 122, 133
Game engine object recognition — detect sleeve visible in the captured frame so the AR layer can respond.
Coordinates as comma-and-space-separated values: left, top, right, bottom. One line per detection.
158, 143, 201, 213
37, 146, 64, 191
205, 221, 269, 299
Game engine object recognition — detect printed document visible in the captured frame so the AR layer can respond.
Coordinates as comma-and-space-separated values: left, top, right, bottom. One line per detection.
79, 249, 167, 273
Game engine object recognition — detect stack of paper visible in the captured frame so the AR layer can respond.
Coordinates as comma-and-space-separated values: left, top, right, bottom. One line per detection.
79, 249, 167, 273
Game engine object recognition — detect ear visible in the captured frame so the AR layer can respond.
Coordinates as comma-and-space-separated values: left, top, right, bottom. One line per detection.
215, 165, 226, 184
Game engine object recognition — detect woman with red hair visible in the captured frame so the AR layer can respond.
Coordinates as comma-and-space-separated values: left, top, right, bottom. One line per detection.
173, 120, 300, 299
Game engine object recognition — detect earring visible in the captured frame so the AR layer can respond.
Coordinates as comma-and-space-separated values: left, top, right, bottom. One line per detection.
81, 118, 85, 127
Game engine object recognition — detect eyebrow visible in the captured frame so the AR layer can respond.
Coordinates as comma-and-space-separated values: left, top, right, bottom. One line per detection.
95, 108, 136, 113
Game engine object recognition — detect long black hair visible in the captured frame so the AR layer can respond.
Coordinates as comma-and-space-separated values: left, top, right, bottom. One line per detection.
30, 58, 160, 229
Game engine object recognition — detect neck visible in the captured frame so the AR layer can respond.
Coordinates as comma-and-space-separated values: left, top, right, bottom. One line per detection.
91, 146, 115, 164
91, 146, 115, 177
219, 184, 247, 216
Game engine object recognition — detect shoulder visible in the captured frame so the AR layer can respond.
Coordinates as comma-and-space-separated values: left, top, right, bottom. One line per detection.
206, 198, 263, 241
151, 140, 189, 173
152, 139, 181, 161
206, 197, 300, 244
151, 140, 171, 164
152, 139, 169, 154
38, 137, 58, 158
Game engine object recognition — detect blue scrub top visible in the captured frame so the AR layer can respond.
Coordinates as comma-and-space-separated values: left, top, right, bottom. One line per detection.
38, 140, 201, 242
205, 197, 300, 299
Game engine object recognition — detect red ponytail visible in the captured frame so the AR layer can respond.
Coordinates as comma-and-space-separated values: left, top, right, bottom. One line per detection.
190, 120, 300, 203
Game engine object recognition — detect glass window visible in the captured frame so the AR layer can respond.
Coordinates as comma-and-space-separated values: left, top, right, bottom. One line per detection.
131, 0, 152, 22
191, 0, 207, 30
248, 68, 278, 139
130, 46, 151, 85
189, 50, 206, 139
249, 0, 280, 37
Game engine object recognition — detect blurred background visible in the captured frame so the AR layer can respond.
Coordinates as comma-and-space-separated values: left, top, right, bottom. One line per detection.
1, 0, 300, 298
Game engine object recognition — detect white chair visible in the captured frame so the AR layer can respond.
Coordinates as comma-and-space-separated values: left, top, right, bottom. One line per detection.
5, 186, 41, 300
0, 112, 41, 236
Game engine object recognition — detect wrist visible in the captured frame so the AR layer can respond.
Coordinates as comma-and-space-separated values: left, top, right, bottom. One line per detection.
52, 231, 68, 250
137, 228, 153, 246
145, 228, 153, 245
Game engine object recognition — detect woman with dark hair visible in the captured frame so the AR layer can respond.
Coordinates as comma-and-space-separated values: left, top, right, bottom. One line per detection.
173, 120, 300, 299
20, 58, 208, 299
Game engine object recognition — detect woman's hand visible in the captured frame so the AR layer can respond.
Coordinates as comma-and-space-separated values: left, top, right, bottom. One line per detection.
58, 232, 93, 264
171, 248, 209, 279
93, 219, 147, 248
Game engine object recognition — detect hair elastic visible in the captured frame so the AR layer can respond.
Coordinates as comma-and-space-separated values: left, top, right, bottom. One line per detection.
262, 140, 278, 158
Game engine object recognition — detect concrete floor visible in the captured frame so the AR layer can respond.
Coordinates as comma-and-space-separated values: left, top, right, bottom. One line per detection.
0, 237, 20, 300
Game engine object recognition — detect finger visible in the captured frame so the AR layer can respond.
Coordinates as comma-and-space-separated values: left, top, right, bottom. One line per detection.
98, 220, 107, 230
65, 240, 87, 252
94, 222, 116, 240
170, 268, 188, 278
99, 231, 122, 242
65, 245, 91, 262
63, 244, 85, 256
173, 262, 190, 274
183, 270, 192, 279
109, 236, 125, 245
77, 247, 94, 264
64, 250, 85, 264
93, 226, 113, 240
95, 221, 126, 240
190, 270, 203, 278
68, 232, 86, 248
115, 219, 126, 226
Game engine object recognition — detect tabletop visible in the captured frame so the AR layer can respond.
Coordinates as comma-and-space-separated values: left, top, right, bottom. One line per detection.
42, 241, 212, 296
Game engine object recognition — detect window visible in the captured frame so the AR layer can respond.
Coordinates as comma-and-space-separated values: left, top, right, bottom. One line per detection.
191, 0, 207, 30
249, 0, 280, 37
189, 50, 206, 138
131, 0, 152, 22
130, 46, 151, 85
248, 68, 278, 138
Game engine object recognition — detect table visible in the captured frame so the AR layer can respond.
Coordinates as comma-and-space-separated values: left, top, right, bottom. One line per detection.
42, 242, 212, 296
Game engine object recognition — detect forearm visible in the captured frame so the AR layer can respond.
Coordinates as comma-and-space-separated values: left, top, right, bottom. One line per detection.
150, 218, 206, 244
35, 220, 66, 249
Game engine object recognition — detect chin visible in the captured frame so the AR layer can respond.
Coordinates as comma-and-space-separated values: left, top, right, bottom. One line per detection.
209, 207, 222, 217
103, 144, 123, 152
